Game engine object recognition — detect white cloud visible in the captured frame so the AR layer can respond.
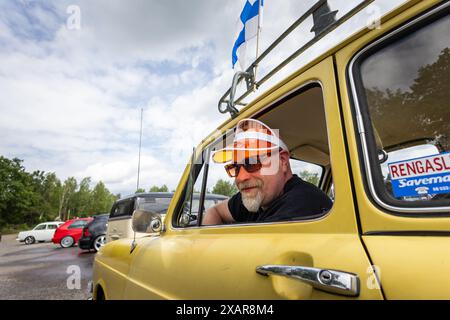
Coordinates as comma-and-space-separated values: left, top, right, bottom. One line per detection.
0, 0, 408, 196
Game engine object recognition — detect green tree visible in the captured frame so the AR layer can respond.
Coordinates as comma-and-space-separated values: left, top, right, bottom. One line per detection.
0, 157, 39, 227
88, 181, 118, 215
59, 177, 77, 220
26, 170, 47, 222
366, 48, 450, 151
41, 173, 63, 220
298, 170, 320, 186
71, 177, 92, 217
135, 188, 146, 193
0, 155, 119, 231
211, 179, 237, 197
28, 171, 62, 222
149, 185, 169, 192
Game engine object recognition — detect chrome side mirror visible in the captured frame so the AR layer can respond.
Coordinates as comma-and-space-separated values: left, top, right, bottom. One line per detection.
179, 213, 190, 227
131, 209, 162, 234
378, 149, 388, 164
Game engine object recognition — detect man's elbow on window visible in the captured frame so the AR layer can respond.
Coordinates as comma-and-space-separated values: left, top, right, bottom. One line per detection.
202, 206, 223, 225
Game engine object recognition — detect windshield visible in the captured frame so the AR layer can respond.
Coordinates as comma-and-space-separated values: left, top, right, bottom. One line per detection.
136, 196, 172, 214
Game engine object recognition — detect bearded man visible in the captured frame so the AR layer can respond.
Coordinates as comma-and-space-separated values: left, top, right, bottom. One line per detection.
202, 118, 332, 225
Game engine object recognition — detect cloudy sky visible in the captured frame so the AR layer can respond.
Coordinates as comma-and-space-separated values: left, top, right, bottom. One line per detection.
0, 0, 405, 196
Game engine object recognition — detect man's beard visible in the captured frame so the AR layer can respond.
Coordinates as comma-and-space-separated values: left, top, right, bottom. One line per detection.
237, 179, 264, 212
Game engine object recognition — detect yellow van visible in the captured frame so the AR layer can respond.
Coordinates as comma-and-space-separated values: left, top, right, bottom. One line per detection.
93, 0, 450, 300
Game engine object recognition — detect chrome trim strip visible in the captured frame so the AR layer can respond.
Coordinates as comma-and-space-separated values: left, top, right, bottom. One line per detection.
348, 2, 450, 214
108, 215, 132, 222
172, 213, 329, 231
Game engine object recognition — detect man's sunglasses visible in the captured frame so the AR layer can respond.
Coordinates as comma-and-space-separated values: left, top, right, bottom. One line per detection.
224, 156, 267, 178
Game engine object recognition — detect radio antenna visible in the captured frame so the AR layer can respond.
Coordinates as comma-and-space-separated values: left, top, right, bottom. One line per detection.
136, 108, 143, 192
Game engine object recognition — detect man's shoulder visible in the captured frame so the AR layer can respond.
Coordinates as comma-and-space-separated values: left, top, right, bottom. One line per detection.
286, 175, 322, 194
280, 175, 332, 211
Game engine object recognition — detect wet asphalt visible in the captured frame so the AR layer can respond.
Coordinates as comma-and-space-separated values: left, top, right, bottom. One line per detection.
0, 234, 95, 300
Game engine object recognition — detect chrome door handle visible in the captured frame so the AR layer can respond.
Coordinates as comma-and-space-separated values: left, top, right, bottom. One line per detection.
256, 265, 359, 297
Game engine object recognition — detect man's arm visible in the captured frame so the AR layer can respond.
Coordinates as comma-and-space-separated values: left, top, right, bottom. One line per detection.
202, 199, 235, 225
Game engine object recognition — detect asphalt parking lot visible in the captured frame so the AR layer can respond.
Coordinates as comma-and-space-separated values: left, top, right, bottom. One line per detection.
0, 234, 95, 300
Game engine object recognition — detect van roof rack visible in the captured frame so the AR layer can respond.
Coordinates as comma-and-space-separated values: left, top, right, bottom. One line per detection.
218, 0, 375, 118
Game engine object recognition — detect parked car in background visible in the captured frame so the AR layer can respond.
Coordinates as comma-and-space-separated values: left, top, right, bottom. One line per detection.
78, 214, 109, 252
52, 218, 92, 248
16, 221, 64, 245
106, 192, 228, 242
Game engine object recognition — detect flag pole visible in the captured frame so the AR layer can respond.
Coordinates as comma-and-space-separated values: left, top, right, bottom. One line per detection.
253, 0, 261, 92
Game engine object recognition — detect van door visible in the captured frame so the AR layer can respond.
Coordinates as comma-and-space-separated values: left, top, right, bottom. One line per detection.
106, 198, 135, 242
123, 57, 382, 299
336, 0, 450, 299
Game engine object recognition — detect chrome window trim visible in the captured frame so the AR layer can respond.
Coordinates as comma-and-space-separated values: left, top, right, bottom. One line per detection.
108, 216, 132, 222
172, 213, 329, 231
348, 2, 450, 214
172, 80, 335, 230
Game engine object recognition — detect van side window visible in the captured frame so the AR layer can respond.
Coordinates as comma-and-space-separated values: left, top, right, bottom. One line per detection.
175, 151, 207, 227
136, 197, 172, 214
68, 220, 88, 229
110, 199, 135, 218
352, 8, 450, 210
175, 150, 231, 227
290, 158, 323, 187
175, 83, 333, 227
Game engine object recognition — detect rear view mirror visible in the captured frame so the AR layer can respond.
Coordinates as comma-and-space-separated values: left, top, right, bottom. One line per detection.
131, 209, 162, 234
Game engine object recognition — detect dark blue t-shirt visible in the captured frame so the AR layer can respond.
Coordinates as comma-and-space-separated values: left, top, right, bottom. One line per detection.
228, 174, 332, 223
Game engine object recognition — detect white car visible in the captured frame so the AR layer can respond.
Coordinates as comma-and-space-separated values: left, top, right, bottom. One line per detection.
17, 222, 64, 245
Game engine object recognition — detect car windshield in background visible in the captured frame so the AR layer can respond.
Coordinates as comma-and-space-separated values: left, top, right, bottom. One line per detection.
136, 197, 172, 214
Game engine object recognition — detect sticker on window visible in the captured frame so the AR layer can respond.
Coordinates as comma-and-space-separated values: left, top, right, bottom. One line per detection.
388, 152, 450, 198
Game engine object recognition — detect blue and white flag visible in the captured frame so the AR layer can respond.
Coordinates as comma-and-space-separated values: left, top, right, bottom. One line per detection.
232, 0, 264, 70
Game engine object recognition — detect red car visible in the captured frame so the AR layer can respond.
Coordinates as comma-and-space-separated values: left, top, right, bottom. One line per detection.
52, 218, 93, 248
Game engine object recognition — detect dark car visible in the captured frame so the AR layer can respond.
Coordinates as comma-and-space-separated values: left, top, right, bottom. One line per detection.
78, 214, 109, 252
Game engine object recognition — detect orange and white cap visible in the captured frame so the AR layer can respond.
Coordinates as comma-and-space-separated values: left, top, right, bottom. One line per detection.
212, 118, 288, 164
